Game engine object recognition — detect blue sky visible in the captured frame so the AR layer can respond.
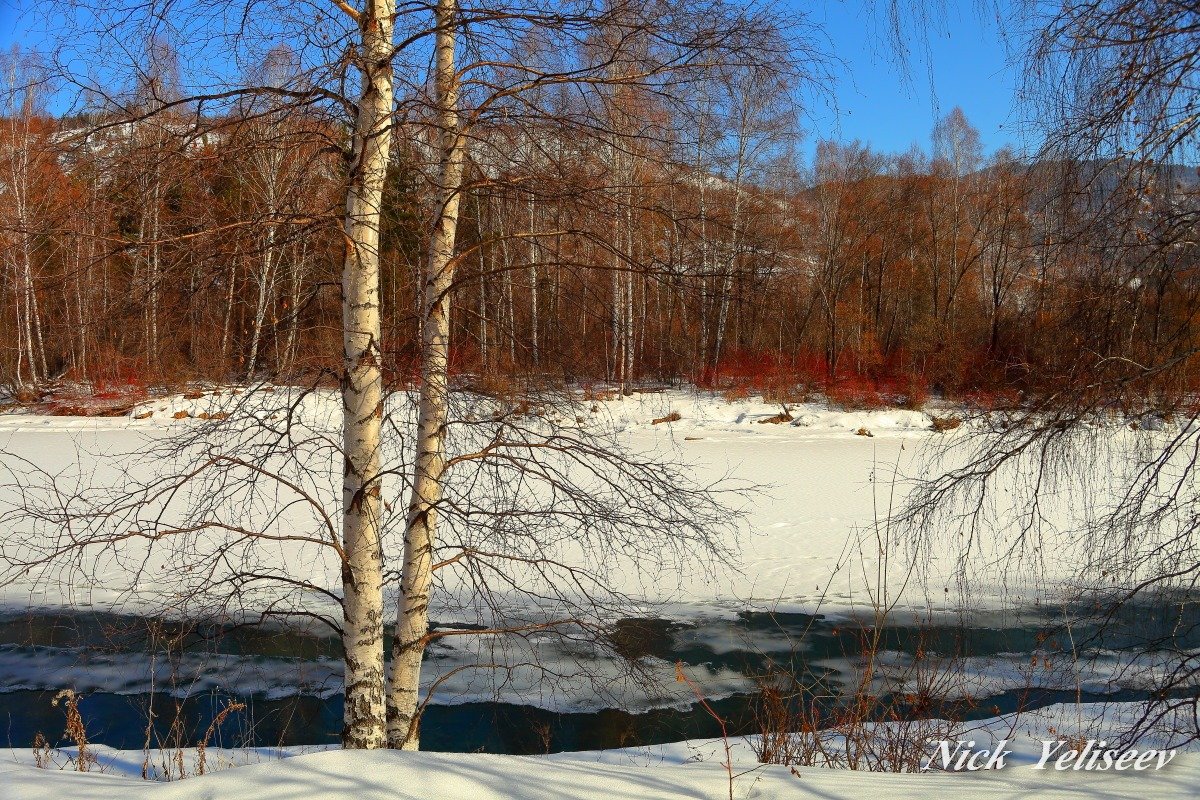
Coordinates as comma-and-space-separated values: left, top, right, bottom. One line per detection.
0, 0, 1023, 160
800, 1, 1023, 159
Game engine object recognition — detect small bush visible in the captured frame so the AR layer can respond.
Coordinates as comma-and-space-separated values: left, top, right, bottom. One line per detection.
761, 381, 807, 406
828, 378, 886, 410
13, 385, 40, 404
752, 626, 967, 773
896, 379, 930, 410
721, 385, 752, 403
959, 388, 1020, 412
582, 385, 618, 402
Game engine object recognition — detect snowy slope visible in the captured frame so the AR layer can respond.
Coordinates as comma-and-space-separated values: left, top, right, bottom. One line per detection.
5, 701, 1199, 800
6, 748, 1196, 800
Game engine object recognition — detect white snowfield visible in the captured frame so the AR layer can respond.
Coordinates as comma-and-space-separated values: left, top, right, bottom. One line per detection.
3, 703, 1198, 799
0, 387, 1129, 618
5, 749, 1196, 800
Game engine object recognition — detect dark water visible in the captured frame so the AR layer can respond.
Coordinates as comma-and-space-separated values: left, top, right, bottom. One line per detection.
1, 687, 1161, 755
1, 601, 1197, 755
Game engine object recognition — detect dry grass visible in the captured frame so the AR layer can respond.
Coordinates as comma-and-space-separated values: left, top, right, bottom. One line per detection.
751, 631, 967, 773
32, 732, 51, 769
930, 415, 962, 432
196, 701, 247, 776
37, 689, 98, 772
758, 408, 794, 425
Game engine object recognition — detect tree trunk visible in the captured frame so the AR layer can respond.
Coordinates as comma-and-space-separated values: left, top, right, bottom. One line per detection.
220, 247, 239, 372
528, 194, 539, 368
284, 240, 308, 375
388, 0, 462, 750
146, 180, 161, 363
10, 139, 38, 385
339, 0, 395, 750
246, 222, 277, 379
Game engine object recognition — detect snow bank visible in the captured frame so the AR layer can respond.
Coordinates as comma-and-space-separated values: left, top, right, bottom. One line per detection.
3, 703, 1198, 799
592, 389, 939, 435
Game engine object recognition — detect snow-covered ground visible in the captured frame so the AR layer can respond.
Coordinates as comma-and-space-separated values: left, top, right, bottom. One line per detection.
4, 702, 1198, 799
0, 387, 1095, 617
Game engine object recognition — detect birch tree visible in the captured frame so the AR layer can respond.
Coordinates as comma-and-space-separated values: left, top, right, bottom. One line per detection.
899, 0, 1200, 747
385, 0, 790, 748
0, 0, 796, 753
0, 49, 56, 387
388, 0, 462, 748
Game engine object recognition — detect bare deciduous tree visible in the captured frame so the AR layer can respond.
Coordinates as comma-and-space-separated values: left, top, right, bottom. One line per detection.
1, 0, 788, 752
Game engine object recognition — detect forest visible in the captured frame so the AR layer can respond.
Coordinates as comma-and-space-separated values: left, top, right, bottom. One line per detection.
4, 44, 1196, 407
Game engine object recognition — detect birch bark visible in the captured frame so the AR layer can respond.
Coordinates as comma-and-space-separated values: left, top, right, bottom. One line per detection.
340, 0, 396, 750
387, 0, 463, 750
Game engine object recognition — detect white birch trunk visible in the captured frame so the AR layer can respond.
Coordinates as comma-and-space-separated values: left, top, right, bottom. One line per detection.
527, 194, 539, 368
387, 0, 463, 749
339, 0, 395, 750
146, 180, 161, 362
284, 240, 308, 373
245, 222, 277, 379
220, 248, 238, 369
476, 200, 488, 369
8, 131, 38, 385
621, 193, 634, 394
